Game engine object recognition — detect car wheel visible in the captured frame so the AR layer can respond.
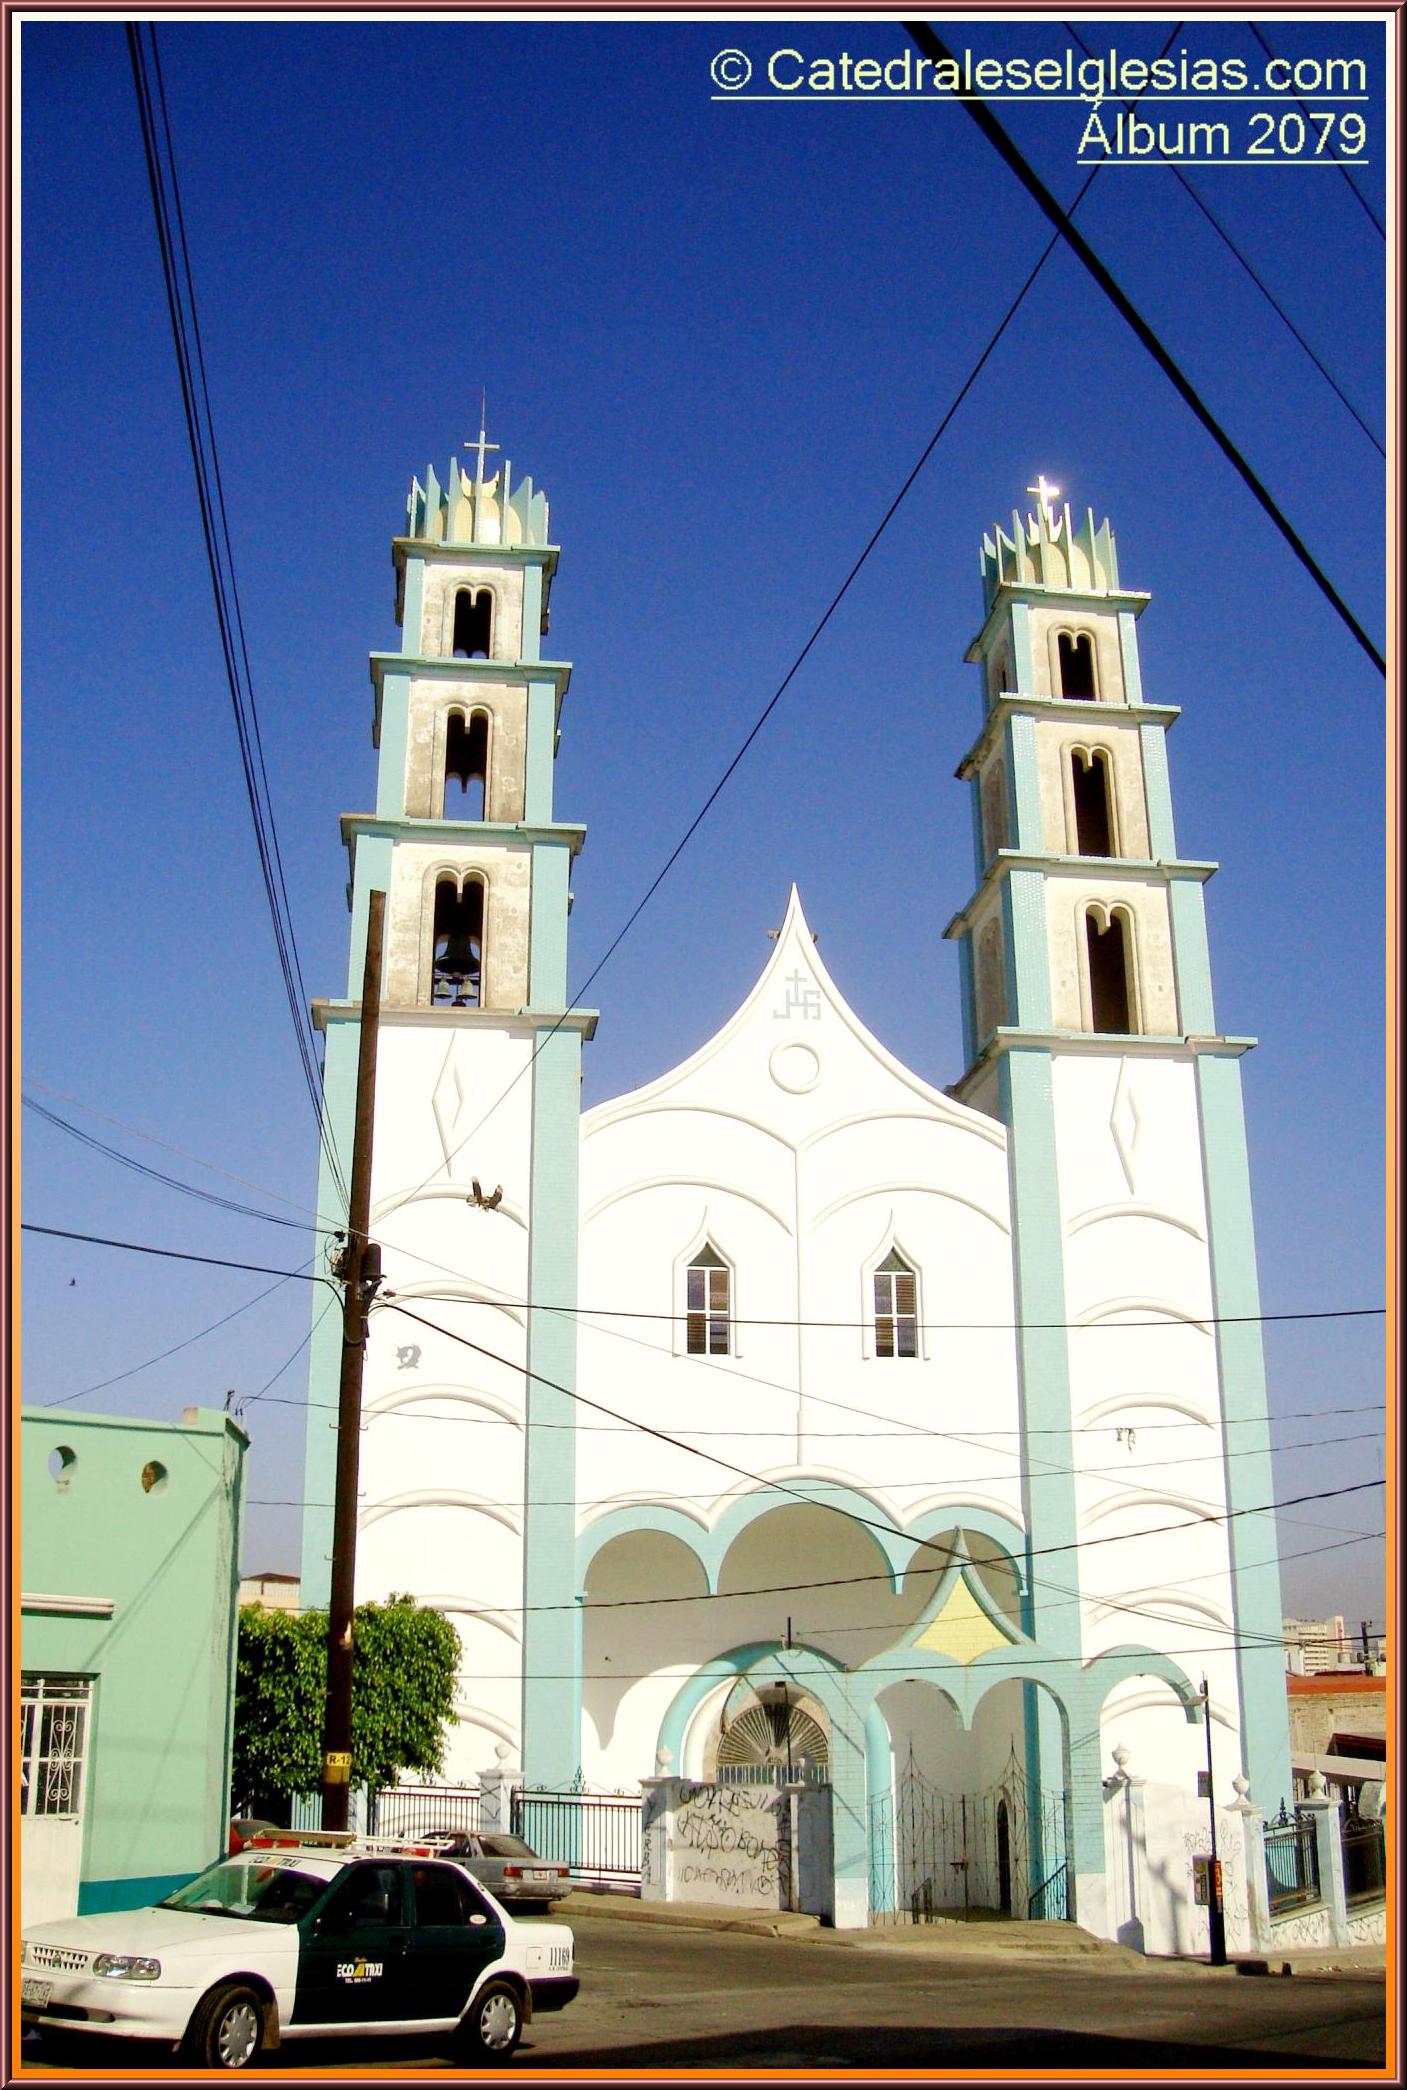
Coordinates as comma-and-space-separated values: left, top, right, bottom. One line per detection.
180, 1981, 266, 2069
457, 1978, 523, 2061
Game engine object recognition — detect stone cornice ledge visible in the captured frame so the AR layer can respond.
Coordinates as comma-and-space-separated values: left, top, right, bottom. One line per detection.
956, 694, 1181, 777
313, 1000, 599, 1040
947, 1027, 1257, 1099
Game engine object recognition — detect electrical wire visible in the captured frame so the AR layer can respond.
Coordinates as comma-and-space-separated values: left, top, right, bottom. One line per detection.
384, 1300, 1383, 1576
903, 18, 1385, 675
125, 24, 349, 1212
387, 48, 1181, 1203
1246, 20, 1384, 238
25, 1076, 341, 1228
1063, 22, 1383, 456
23, 1095, 312, 1232
21, 1222, 334, 1286
35, 1261, 322, 1410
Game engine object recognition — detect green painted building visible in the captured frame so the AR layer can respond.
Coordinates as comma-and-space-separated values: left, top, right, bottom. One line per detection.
20, 1405, 248, 1921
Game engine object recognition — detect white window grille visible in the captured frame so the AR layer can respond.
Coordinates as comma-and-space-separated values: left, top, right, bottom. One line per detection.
20, 1675, 91, 1818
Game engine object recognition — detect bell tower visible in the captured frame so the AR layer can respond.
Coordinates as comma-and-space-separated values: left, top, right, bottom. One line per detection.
301, 426, 594, 1790
945, 485, 1291, 1882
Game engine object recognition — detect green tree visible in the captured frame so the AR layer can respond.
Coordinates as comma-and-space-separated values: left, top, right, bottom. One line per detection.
232, 1594, 459, 1813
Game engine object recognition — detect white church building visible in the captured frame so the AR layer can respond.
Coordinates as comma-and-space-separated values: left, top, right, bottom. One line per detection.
300, 441, 1293, 1941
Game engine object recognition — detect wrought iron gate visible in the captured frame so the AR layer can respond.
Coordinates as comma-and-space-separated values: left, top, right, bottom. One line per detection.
868, 1744, 1069, 1922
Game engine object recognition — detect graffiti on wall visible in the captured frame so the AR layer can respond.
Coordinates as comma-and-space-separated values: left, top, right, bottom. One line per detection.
672, 1781, 785, 1906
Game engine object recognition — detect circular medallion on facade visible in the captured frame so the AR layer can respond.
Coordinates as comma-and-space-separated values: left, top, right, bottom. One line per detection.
769, 1042, 820, 1093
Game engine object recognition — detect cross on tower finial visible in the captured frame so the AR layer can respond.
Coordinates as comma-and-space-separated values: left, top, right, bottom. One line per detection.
464, 389, 500, 486
1026, 475, 1062, 531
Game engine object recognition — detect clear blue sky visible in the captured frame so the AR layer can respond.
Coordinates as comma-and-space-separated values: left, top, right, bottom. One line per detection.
20, 15, 1388, 1629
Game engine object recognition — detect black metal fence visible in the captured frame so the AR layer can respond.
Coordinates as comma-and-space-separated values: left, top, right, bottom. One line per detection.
1340, 1810, 1386, 1906
1264, 1812, 1320, 1914
1027, 1862, 1071, 1922
511, 1787, 643, 1880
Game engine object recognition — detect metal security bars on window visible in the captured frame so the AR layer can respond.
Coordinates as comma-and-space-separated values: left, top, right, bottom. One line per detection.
20, 1676, 91, 1818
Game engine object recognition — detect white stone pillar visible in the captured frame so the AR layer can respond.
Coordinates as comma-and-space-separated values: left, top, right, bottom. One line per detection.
478, 1741, 515, 1833
1298, 1771, 1350, 1947
1228, 1774, 1273, 1957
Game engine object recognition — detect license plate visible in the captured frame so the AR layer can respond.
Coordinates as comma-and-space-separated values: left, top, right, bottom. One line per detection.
22, 1979, 51, 2008
525, 1870, 549, 1883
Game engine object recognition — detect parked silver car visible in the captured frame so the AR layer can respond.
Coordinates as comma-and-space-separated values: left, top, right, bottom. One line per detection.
418, 1831, 570, 1907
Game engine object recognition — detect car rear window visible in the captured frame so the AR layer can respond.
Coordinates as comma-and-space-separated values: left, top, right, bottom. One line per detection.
475, 1834, 535, 1859
411, 1864, 493, 1926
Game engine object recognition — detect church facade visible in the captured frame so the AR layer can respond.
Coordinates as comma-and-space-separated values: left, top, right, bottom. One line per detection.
300, 444, 1292, 1937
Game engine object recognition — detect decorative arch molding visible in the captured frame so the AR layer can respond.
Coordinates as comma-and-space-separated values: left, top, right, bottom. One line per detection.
363, 1383, 525, 1433
813, 1181, 1011, 1237
358, 1489, 522, 1536
710, 1481, 907, 1590
582, 1175, 793, 1233
1085, 1586, 1233, 1633
1082, 1644, 1203, 1722
417, 1594, 522, 1645
1066, 1201, 1205, 1242
1080, 1486, 1222, 1534
802, 1105, 1007, 1158
657, 1641, 855, 1770
1076, 1393, 1216, 1433
371, 1279, 525, 1328
1072, 1297, 1213, 1334
451, 1701, 518, 1752
576, 1505, 714, 1591
372, 1181, 528, 1231
896, 1505, 1028, 1592
582, 1099, 799, 1154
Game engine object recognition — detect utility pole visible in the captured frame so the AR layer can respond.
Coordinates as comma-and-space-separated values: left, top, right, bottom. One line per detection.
1200, 1675, 1228, 1966
321, 887, 386, 1830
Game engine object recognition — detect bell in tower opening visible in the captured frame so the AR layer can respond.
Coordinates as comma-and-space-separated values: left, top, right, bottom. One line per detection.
431, 876, 485, 1006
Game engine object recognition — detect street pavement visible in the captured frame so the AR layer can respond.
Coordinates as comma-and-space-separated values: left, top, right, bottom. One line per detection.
19, 1900, 1390, 2077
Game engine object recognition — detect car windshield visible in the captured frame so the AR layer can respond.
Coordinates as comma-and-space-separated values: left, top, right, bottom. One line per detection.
160, 1857, 328, 1923
475, 1835, 536, 1859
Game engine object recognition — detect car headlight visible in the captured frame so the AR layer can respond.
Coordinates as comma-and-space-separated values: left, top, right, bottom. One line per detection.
91, 1954, 161, 1981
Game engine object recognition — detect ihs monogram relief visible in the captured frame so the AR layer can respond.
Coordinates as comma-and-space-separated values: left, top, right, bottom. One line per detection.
773, 970, 822, 1022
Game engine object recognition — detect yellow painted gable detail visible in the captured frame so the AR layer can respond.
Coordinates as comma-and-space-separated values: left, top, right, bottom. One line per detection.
913, 1575, 1014, 1664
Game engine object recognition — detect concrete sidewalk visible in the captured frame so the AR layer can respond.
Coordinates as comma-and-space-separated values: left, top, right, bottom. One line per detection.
557, 1888, 1388, 1979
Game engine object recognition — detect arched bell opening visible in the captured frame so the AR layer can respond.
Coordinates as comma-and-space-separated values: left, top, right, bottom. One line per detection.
444, 709, 489, 821
430, 876, 485, 1008
452, 586, 493, 659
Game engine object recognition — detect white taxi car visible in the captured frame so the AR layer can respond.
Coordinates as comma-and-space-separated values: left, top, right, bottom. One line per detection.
20, 1830, 577, 2068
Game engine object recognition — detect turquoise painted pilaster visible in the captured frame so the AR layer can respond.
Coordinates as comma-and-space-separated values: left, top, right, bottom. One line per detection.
1010, 601, 1035, 690
400, 557, 425, 656
375, 672, 412, 818
969, 774, 987, 886
299, 1018, 359, 1608
998, 1047, 1106, 1915
524, 680, 558, 826
1006, 868, 1053, 1031
1167, 878, 1217, 1035
957, 932, 976, 1067
1117, 611, 1144, 705
528, 843, 572, 1009
1139, 722, 1178, 858
863, 1701, 893, 1914
1007, 714, 1043, 850
521, 1026, 584, 1789
345, 841, 393, 999
521, 565, 543, 666
1193, 1051, 1292, 1809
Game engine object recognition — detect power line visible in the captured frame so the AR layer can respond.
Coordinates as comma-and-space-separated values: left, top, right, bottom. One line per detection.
385, 1301, 1383, 1574
243, 1297, 338, 1414
264, 1423, 1384, 1508
1246, 21, 1384, 238
903, 18, 1385, 675
1063, 22, 1383, 456
23, 1095, 310, 1232
388, 70, 1170, 1204
22, 1213, 1383, 1339
22, 1222, 334, 1287
124, 25, 349, 1211
35, 1263, 319, 1410
25, 1076, 339, 1229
